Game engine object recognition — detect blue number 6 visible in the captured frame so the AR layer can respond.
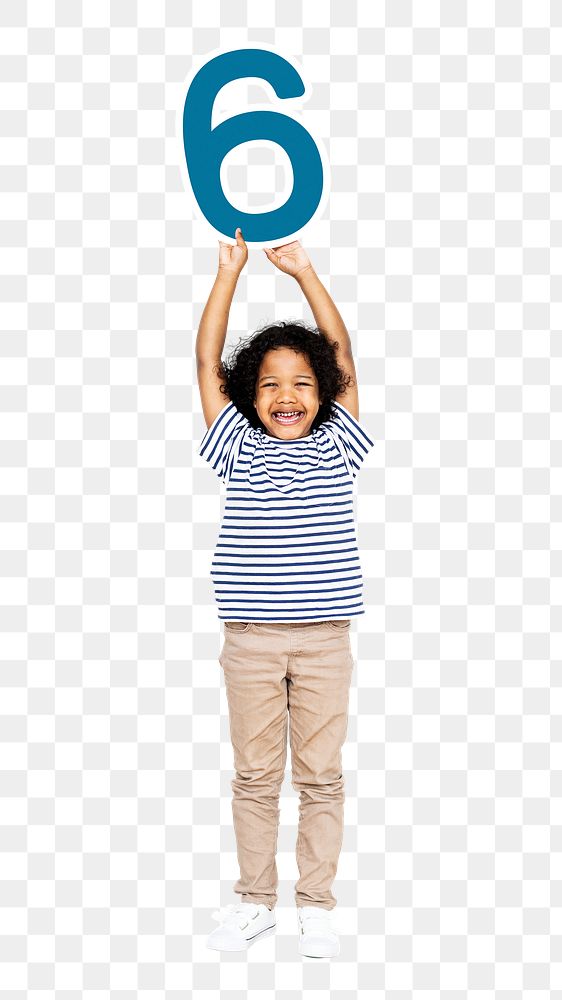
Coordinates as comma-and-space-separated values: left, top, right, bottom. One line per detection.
181, 48, 325, 244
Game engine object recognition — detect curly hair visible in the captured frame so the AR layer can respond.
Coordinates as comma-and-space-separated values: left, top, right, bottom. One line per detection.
216, 320, 354, 432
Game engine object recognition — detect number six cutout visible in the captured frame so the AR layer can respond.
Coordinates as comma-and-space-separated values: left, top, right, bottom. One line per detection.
180, 47, 328, 245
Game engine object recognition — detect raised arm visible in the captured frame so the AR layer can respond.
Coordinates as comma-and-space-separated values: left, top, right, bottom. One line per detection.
195, 269, 239, 365
196, 228, 248, 429
196, 228, 248, 364
263, 240, 359, 418
295, 267, 353, 359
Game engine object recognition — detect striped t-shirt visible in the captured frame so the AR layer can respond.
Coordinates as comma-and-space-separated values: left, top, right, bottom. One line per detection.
198, 399, 375, 622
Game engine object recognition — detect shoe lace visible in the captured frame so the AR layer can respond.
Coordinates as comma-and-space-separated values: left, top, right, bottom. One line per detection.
211, 902, 260, 928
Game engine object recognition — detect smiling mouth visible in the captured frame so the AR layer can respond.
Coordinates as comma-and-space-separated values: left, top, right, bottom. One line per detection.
271, 411, 304, 425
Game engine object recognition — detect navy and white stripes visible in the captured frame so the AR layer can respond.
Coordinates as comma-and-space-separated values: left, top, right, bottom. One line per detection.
198, 399, 375, 622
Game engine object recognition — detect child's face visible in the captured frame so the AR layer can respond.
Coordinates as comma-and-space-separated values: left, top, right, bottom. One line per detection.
253, 348, 321, 439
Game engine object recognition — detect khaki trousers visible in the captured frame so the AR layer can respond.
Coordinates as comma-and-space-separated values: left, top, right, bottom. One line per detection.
219, 619, 355, 911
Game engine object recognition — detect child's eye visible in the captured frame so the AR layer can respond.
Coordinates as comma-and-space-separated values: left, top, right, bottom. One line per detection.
263, 382, 310, 387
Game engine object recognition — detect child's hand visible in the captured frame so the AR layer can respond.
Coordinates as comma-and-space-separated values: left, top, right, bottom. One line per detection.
263, 240, 314, 279
218, 227, 248, 277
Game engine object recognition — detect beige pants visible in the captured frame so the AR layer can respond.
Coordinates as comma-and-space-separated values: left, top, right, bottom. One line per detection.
219, 619, 355, 911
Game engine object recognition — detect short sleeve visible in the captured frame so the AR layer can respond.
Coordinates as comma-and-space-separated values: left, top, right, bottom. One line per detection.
198, 401, 251, 484
321, 400, 375, 480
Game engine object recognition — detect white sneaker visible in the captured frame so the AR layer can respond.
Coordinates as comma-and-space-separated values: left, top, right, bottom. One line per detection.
206, 901, 276, 952
297, 905, 340, 958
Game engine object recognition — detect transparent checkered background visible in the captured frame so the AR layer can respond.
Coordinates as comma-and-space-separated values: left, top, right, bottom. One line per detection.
1, 0, 560, 995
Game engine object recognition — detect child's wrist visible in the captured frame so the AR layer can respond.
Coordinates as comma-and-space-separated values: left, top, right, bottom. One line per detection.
216, 267, 240, 284
294, 264, 316, 285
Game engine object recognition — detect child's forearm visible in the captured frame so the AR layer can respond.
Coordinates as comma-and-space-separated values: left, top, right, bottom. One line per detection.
196, 270, 239, 363
296, 267, 353, 356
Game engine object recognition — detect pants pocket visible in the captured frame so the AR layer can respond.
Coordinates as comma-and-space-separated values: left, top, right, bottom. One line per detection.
224, 621, 253, 633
